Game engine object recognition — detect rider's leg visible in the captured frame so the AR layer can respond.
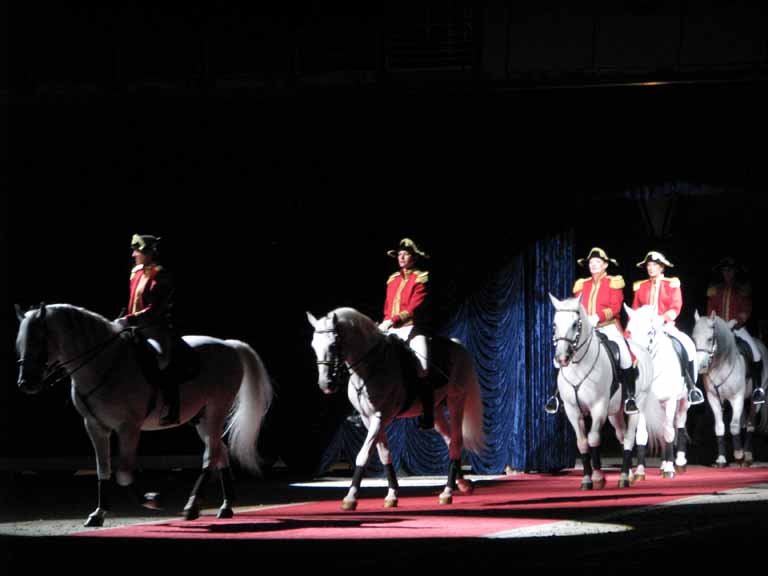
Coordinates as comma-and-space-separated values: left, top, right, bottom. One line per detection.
666, 325, 704, 405
410, 334, 433, 430
605, 326, 638, 415
751, 359, 765, 404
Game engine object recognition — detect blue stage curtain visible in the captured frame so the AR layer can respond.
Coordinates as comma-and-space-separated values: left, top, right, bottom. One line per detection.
317, 232, 575, 476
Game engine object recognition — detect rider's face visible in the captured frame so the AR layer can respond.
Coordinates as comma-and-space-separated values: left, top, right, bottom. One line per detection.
588, 258, 608, 276
398, 250, 415, 270
646, 261, 664, 278
132, 249, 153, 267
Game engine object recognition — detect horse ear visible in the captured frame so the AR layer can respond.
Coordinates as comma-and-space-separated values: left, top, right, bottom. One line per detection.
727, 319, 738, 330
332, 313, 338, 328
39, 302, 47, 320
15, 304, 25, 322
549, 293, 561, 310
709, 310, 716, 319
306, 311, 318, 329
694, 309, 700, 322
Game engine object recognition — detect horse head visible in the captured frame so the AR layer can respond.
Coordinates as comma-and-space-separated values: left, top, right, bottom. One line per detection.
549, 294, 589, 367
624, 304, 663, 352
15, 303, 51, 394
693, 310, 737, 374
307, 311, 349, 394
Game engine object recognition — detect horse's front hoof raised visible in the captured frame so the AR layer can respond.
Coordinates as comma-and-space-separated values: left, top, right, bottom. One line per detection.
341, 499, 358, 511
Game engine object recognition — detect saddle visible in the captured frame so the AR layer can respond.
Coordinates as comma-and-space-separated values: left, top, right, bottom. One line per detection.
128, 331, 200, 416
595, 332, 620, 397
668, 335, 694, 386
390, 335, 451, 416
735, 336, 754, 364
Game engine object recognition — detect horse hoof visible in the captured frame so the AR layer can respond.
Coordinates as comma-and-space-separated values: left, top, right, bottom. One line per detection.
341, 499, 358, 511
593, 477, 606, 490
674, 464, 687, 473
580, 480, 593, 491
457, 479, 474, 494
439, 494, 453, 505
663, 471, 675, 479
714, 461, 728, 469
143, 492, 163, 510
217, 507, 234, 519
384, 498, 398, 508
618, 478, 630, 489
633, 472, 646, 482
183, 502, 200, 521
84, 509, 106, 528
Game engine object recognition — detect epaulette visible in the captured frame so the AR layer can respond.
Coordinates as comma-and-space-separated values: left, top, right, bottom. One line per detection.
572, 278, 586, 294
633, 279, 648, 292
664, 277, 681, 288
415, 270, 429, 284
609, 275, 625, 289
387, 272, 401, 284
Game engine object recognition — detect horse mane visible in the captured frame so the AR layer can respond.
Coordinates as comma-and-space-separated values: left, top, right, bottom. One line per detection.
330, 307, 379, 339
712, 315, 736, 357
46, 303, 119, 349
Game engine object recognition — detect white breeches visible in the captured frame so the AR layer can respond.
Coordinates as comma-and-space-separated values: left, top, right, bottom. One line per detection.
388, 326, 429, 373
734, 327, 761, 361
663, 324, 698, 382
597, 324, 632, 369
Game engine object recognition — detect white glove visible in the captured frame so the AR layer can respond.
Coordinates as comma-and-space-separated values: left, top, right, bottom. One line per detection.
587, 314, 599, 327
378, 319, 393, 332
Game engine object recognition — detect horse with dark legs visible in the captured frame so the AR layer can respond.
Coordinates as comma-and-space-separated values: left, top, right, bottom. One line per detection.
625, 305, 695, 479
550, 295, 665, 489
307, 308, 485, 510
693, 310, 766, 467
16, 303, 273, 527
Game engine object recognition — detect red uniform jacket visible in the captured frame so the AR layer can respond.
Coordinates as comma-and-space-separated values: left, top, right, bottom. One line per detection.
632, 276, 682, 323
707, 283, 752, 327
126, 264, 174, 326
383, 268, 428, 327
573, 274, 626, 330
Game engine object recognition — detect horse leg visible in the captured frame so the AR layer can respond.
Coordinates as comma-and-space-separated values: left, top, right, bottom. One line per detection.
588, 412, 606, 489
191, 413, 233, 519
183, 468, 211, 520
707, 388, 728, 467
83, 420, 112, 527
634, 413, 648, 481
438, 394, 469, 504
730, 397, 746, 466
115, 425, 162, 510
342, 415, 382, 511
564, 406, 592, 490
375, 436, 398, 508
674, 399, 689, 472
661, 400, 677, 478
618, 414, 638, 488
744, 403, 756, 466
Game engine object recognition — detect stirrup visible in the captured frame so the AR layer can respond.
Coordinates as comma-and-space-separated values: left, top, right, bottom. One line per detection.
624, 397, 639, 415
688, 387, 705, 406
544, 396, 560, 415
752, 387, 766, 405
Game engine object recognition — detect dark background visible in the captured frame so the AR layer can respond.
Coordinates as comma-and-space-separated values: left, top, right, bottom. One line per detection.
4, 2, 767, 470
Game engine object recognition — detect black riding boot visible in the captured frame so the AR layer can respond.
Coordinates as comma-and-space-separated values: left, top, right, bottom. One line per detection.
417, 375, 434, 430
685, 361, 704, 405
752, 360, 765, 404
159, 370, 180, 426
621, 367, 639, 415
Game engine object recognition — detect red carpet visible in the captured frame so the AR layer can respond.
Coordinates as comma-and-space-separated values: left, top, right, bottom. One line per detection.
74, 466, 768, 540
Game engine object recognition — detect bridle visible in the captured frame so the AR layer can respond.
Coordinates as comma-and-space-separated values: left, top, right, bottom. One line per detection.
552, 310, 593, 364
314, 325, 350, 390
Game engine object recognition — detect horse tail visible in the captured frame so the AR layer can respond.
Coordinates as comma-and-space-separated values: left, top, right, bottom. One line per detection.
455, 342, 486, 455
225, 340, 274, 475
631, 343, 666, 455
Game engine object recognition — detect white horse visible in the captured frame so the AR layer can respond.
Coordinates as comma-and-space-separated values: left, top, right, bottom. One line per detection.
16, 303, 273, 527
550, 295, 665, 489
307, 308, 485, 510
693, 311, 766, 466
625, 304, 693, 478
